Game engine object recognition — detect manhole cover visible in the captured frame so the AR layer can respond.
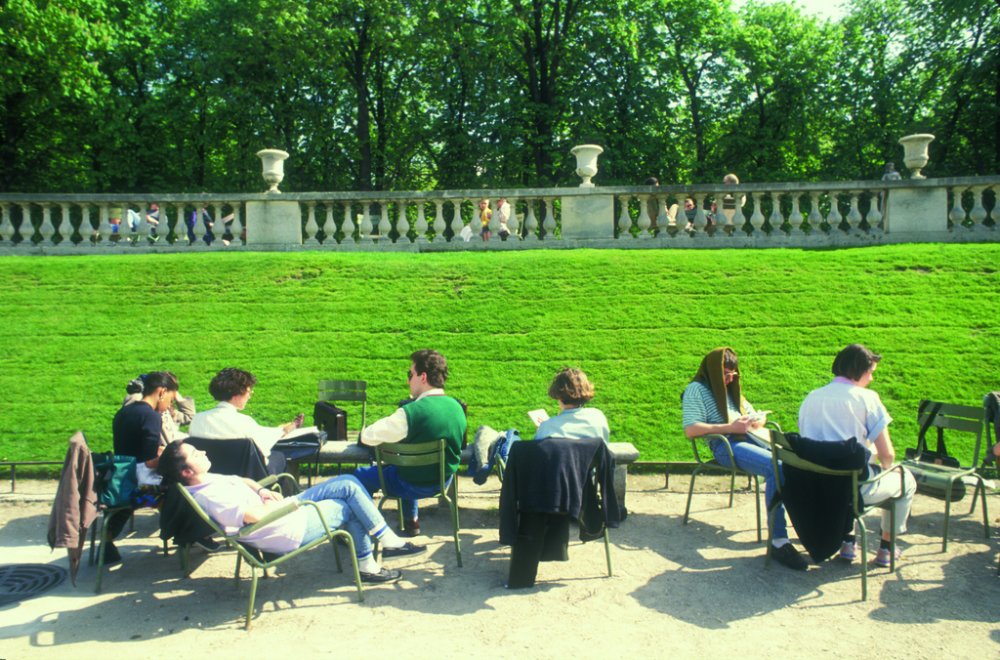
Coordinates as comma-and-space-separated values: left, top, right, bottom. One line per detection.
0, 564, 68, 607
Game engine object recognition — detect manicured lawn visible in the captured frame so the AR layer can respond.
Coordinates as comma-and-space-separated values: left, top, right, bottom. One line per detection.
1, 244, 998, 466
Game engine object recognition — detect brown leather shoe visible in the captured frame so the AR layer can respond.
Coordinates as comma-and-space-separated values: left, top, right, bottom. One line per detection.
401, 518, 420, 538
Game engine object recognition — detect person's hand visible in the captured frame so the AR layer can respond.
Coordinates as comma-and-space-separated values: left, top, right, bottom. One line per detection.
730, 416, 753, 434
293, 413, 304, 428
748, 413, 766, 430
259, 488, 283, 502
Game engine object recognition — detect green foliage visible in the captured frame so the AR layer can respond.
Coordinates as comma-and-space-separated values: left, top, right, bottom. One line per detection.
0, 0, 998, 192
0, 244, 998, 465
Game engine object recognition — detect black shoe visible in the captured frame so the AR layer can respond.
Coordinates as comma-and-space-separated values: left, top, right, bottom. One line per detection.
381, 542, 427, 559
771, 543, 808, 571
103, 542, 122, 565
194, 537, 222, 552
400, 519, 420, 538
360, 567, 403, 583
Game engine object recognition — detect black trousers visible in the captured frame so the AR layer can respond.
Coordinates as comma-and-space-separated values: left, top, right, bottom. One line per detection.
507, 512, 570, 588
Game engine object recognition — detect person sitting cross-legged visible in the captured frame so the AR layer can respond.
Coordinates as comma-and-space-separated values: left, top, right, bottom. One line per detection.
158, 440, 425, 583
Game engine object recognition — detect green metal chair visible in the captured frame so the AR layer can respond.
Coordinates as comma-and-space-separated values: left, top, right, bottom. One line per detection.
682, 433, 762, 542
317, 379, 367, 442
175, 473, 364, 629
901, 400, 990, 551
91, 504, 168, 593
765, 424, 905, 601
375, 439, 462, 567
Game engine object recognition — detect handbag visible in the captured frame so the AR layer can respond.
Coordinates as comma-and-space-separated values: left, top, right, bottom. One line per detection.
903, 401, 966, 501
93, 453, 138, 508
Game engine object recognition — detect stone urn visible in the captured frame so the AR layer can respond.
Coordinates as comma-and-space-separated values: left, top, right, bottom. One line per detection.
570, 144, 604, 187
256, 148, 290, 193
898, 134, 935, 179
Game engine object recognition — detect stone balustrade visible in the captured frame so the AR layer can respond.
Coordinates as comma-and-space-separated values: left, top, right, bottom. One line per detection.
0, 177, 996, 253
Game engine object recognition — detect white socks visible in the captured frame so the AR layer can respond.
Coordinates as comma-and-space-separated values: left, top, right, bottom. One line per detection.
373, 524, 406, 549
358, 554, 380, 574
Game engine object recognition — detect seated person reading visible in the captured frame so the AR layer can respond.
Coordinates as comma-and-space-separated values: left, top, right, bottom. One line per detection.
681, 347, 807, 571
189, 368, 303, 475
534, 367, 609, 442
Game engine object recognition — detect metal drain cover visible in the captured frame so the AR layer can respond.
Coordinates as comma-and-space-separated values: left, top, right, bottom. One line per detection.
0, 564, 68, 607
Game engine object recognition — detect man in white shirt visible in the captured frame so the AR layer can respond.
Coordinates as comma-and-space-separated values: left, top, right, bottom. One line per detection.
189, 368, 303, 474
158, 440, 424, 582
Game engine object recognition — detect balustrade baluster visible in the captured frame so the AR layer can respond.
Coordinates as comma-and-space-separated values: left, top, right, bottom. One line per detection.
229, 205, 243, 245
806, 193, 822, 234
59, 203, 73, 245
0, 204, 11, 245
616, 197, 633, 240
319, 204, 332, 244
305, 202, 320, 245
948, 188, 967, 228
452, 199, 468, 242
767, 194, 784, 234
38, 204, 55, 244
432, 200, 445, 241
968, 186, 987, 230
692, 194, 708, 234
986, 186, 998, 230
523, 200, 538, 241
748, 193, 764, 234
866, 191, 883, 231
487, 200, 500, 240
360, 203, 374, 243
826, 193, 843, 233
637, 196, 652, 238
397, 201, 411, 242
788, 194, 804, 234
846, 192, 862, 233
17, 203, 35, 244
541, 198, 556, 240
340, 202, 354, 244
173, 204, 186, 245
415, 202, 428, 242
75, 205, 92, 245
506, 198, 519, 239
656, 198, 669, 231
379, 202, 390, 242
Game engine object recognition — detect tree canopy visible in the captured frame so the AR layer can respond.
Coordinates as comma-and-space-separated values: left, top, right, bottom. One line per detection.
1, 0, 997, 193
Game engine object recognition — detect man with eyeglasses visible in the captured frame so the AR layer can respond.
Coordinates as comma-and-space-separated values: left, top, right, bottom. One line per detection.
353, 350, 467, 537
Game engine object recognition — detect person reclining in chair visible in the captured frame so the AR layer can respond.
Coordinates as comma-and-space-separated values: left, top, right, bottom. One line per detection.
158, 440, 425, 583
353, 349, 467, 538
682, 347, 808, 571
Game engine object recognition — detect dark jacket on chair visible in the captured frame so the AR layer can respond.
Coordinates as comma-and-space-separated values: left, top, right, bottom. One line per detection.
780, 433, 869, 562
498, 436, 620, 546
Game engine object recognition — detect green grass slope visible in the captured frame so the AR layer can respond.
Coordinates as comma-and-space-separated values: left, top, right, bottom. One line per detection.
1, 244, 998, 465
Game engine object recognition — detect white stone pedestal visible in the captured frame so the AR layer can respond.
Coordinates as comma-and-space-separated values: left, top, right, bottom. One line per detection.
560, 195, 614, 240
246, 200, 302, 245
885, 187, 947, 233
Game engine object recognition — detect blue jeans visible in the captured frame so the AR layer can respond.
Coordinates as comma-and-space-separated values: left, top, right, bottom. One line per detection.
297, 475, 383, 559
711, 438, 789, 542
353, 465, 451, 522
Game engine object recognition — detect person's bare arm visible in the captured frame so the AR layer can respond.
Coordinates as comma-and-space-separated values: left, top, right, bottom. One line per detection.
871, 428, 895, 469
684, 417, 754, 439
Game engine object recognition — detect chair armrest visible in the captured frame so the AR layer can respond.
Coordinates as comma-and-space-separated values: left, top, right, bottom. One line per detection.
690, 434, 728, 465
239, 499, 302, 535
861, 463, 906, 490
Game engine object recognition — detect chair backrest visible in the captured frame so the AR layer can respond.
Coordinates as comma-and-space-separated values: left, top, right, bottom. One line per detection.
375, 440, 448, 491
174, 483, 228, 539
318, 380, 367, 440
186, 437, 269, 482
916, 400, 985, 468
766, 425, 865, 500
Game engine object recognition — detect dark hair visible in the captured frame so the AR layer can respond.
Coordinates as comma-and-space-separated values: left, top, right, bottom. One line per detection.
157, 440, 191, 485
209, 367, 257, 401
410, 349, 448, 387
831, 344, 882, 381
722, 348, 738, 371
644, 177, 659, 186
548, 367, 595, 406
141, 371, 178, 396
125, 375, 146, 395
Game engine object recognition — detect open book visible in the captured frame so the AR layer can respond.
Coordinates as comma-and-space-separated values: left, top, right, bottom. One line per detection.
527, 409, 549, 428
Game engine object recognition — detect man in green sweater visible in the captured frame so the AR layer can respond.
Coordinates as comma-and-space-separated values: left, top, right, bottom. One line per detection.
354, 349, 466, 537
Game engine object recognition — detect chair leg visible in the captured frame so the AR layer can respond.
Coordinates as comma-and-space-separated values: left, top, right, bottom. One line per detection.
603, 528, 613, 577
683, 467, 700, 524
727, 470, 736, 508
857, 517, 868, 601
753, 475, 762, 543
245, 567, 259, 630
888, 507, 896, 573
448, 482, 462, 568
94, 521, 107, 594
980, 478, 990, 539
942, 484, 954, 552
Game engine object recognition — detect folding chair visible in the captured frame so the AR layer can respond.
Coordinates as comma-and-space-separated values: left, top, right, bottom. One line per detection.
682, 433, 762, 542
766, 424, 905, 601
375, 439, 462, 567
317, 380, 367, 442
176, 474, 363, 630
901, 400, 990, 551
